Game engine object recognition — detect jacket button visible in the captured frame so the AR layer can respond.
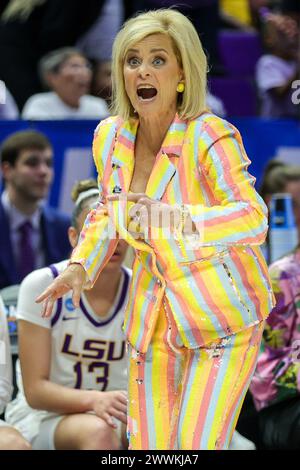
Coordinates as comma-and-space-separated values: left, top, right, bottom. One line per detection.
156, 279, 162, 287
112, 185, 122, 194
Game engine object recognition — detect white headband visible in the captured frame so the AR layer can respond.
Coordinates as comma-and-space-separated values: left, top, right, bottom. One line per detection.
75, 188, 99, 207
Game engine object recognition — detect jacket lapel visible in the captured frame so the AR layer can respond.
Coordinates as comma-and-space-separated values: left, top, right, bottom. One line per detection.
145, 116, 187, 199
108, 114, 187, 200
145, 150, 177, 200
107, 119, 138, 195
106, 114, 187, 253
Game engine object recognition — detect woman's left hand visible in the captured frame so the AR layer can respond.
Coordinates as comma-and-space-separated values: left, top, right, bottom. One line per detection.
107, 193, 180, 237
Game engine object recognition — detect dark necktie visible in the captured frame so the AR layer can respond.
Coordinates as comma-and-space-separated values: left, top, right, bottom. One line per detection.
18, 220, 35, 281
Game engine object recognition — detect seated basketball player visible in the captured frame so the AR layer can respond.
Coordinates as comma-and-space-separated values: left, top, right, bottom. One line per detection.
5, 180, 130, 450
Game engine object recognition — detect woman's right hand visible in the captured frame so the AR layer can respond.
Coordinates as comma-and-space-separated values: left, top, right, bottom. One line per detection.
35, 263, 87, 318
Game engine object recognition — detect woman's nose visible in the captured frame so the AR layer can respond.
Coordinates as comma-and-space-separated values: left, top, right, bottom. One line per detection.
138, 63, 150, 78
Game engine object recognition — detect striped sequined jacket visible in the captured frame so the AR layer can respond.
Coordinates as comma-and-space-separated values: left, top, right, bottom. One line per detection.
71, 112, 276, 353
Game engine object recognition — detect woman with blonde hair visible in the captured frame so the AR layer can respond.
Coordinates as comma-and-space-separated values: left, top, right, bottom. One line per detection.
37, 9, 275, 449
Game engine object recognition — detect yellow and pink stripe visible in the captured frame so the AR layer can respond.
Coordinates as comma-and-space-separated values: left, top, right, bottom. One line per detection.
71, 112, 275, 353
127, 303, 264, 449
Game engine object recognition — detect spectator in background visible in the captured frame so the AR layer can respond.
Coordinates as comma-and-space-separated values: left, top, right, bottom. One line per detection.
250, 242, 300, 449
256, 13, 299, 118
0, 0, 107, 111
22, 48, 109, 120
259, 159, 300, 262
91, 60, 113, 107
0, 81, 19, 119
0, 130, 70, 289
0, 295, 31, 450
5, 180, 129, 450
248, 1, 279, 30
249, 1, 300, 30
260, 159, 300, 234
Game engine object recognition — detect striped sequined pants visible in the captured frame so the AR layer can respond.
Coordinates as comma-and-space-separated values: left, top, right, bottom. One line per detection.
127, 301, 264, 450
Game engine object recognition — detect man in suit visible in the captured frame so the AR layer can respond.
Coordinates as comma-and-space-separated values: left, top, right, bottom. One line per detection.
0, 130, 71, 289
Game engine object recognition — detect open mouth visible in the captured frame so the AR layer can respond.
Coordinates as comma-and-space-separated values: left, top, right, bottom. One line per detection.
137, 86, 157, 101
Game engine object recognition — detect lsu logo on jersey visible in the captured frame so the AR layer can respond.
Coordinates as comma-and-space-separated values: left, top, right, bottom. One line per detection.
61, 333, 126, 390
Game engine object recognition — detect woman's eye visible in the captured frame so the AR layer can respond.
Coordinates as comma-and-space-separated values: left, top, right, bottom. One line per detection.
127, 57, 140, 66
153, 57, 165, 66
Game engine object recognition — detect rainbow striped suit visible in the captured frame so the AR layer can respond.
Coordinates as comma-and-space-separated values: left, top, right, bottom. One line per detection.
72, 112, 275, 353
71, 111, 276, 449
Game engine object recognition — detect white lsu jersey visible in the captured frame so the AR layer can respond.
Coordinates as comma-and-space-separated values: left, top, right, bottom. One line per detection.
5, 260, 131, 441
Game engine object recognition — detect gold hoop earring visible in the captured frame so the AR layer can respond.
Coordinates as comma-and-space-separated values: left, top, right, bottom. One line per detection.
176, 82, 185, 93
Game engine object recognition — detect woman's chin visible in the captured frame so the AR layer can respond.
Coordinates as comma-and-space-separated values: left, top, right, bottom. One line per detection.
135, 105, 162, 119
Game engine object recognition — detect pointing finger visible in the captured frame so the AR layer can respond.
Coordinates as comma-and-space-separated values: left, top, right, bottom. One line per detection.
42, 296, 55, 318
36, 286, 56, 304
72, 286, 82, 309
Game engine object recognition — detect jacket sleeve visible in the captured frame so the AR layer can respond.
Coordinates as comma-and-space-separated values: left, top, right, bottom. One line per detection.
70, 122, 118, 286
183, 117, 268, 246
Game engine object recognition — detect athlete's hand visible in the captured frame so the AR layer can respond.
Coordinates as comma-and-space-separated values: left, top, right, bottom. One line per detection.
92, 390, 127, 428
35, 263, 87, 318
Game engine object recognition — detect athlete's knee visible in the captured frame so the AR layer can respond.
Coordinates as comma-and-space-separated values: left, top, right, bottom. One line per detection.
0, 427, 32, 450
79, 418, 120, 450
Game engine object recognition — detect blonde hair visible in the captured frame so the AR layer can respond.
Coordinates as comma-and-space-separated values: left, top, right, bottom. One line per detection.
2, 0, 46, 22
110, 8, 208, 121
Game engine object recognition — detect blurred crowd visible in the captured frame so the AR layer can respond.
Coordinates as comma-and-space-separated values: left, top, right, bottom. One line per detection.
0, 0, 299, 119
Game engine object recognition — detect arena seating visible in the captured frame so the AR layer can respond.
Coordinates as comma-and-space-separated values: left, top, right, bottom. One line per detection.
209, 30, 263, 116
